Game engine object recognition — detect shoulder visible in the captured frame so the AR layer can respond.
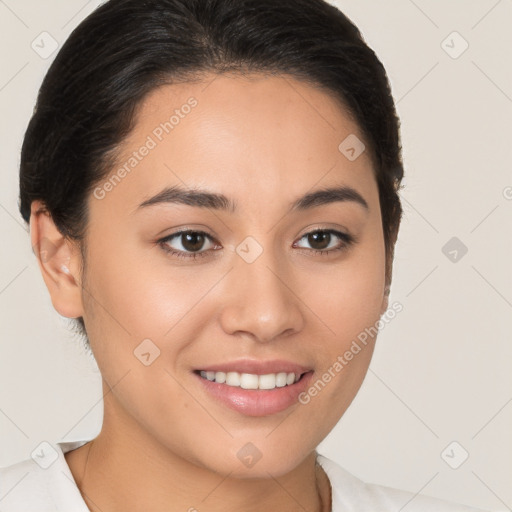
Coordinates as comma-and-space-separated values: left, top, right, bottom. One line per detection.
316, 454, 490, 512
0, 440, 91, 512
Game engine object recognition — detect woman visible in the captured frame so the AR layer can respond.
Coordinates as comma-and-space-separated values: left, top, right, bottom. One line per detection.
1, 0, 489, 510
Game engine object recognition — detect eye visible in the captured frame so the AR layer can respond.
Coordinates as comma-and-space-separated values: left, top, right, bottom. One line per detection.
293, 229, 354, 256
158, 230, 218, 260
157, 228, 355, 260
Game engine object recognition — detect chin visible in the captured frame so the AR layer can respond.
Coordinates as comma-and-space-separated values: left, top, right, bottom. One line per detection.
186, 442, 311, 479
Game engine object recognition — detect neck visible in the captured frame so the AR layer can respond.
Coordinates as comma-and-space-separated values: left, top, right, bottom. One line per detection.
66, 395, 331, 512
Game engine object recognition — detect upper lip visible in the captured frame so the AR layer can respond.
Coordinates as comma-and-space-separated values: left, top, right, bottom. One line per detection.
195, 359, 313, 375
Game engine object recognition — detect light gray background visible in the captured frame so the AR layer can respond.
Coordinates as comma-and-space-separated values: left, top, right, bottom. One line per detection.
1, 1, 511, 510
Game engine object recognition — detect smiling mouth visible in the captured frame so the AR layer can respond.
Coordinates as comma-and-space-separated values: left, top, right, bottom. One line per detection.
194, 370, 309, 390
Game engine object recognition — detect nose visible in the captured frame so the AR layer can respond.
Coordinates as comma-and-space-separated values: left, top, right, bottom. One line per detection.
218, 245, 305, 343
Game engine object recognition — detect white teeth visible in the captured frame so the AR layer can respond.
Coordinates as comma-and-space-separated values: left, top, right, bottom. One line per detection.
199, 370, 301, 390
226, 372, 241, 386
258, 373, 276, 389
240, 373, 259, 389
275, 372, 287, 387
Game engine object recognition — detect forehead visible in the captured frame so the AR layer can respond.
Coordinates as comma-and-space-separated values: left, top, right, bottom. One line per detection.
90, 72, 378, 218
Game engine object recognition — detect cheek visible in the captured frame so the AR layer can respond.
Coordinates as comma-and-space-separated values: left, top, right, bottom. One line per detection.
306, 238, 386, 348
82, 235, 202, 340
297, 264, 383, 436
299, 227, 385, 408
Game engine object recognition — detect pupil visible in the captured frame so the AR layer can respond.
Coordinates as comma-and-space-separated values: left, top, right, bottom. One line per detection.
309, 231, 330, 250
183, 232, 204, 252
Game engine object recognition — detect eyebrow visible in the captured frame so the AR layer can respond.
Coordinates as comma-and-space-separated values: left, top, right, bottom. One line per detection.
135, 184, 369, 214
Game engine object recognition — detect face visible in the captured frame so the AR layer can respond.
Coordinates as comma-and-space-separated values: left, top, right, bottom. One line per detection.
54, 73, 389, 477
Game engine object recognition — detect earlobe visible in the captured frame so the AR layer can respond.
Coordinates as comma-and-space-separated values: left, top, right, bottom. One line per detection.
30, 200, 84, 319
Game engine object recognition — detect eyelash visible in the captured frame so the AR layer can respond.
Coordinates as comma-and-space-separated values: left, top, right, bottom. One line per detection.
157, 228, 355, 260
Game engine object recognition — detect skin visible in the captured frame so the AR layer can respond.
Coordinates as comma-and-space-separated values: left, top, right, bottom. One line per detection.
30, 72, 390, 512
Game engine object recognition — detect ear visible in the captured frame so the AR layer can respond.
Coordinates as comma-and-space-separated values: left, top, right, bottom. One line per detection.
30, 200, 84, 319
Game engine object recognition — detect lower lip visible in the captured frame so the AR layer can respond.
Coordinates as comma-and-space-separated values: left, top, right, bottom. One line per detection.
194, 371, 314, 417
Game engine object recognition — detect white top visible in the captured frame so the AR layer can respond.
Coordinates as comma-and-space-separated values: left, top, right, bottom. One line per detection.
0, 438, 488, 512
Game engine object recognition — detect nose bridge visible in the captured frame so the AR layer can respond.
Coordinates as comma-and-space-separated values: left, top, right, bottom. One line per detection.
219, 237, 304, 342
